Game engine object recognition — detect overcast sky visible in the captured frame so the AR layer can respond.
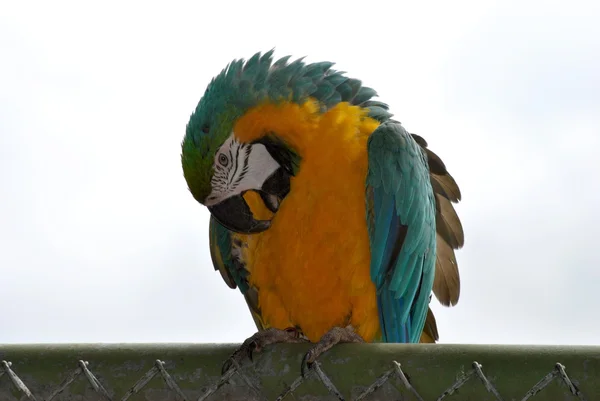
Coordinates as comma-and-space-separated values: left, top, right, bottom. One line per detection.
1, 0, 599, 346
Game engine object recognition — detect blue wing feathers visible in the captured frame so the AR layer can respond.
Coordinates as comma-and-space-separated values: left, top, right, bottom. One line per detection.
381, 211, 402, 283
377, 285, 410, 343
371, 187, 394, 287
366, 122, 437, 343
392, 251, 419, 294
398, 257, 424, 323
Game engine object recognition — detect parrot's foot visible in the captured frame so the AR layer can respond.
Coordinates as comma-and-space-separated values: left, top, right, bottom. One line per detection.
222, 327, 309, 374
301, 325, 365, 377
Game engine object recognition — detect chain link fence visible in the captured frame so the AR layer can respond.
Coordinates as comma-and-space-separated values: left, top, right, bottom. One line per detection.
0, 343, 597, 400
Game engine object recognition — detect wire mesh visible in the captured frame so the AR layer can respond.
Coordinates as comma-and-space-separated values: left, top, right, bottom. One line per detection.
0, 343, 597, 400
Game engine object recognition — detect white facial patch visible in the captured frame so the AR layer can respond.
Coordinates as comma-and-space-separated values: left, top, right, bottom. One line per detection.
204, 134, 280, 206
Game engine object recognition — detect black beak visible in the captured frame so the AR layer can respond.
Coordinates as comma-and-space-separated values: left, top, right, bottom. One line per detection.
208, 194, 271, 234
207, 167, 292, 235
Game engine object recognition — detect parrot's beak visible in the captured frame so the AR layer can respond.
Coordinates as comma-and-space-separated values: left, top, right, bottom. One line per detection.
208, 167, 291, 234
208, 195, 271, 234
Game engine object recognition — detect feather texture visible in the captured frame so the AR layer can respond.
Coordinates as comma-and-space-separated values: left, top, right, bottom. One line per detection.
433, 232, 460, 306
192, 52, 465, 345
420, 307, 439, 343
410, 135, 464, 307
209, 216, 266, 330
183, 51, 397, 202
366, 122, 437, 343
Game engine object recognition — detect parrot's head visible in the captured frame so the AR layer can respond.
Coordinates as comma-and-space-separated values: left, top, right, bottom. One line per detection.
181, 51, 298, 234
182, 50, 391, 234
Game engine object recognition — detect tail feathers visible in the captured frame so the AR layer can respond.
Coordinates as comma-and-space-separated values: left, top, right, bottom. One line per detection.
377, 288, 411, 343
419, 307, 439, 343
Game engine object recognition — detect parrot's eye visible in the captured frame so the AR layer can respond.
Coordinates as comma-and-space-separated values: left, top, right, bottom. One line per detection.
218, 153, 229, 167
201, 124, 210, 134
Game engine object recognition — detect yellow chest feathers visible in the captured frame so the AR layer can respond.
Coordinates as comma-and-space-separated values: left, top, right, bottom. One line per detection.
234, 100, 381, 342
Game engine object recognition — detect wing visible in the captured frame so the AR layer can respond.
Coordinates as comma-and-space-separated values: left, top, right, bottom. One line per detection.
366, 121, 437, 343
411, 133, 464, 307
209, 216, 266, 331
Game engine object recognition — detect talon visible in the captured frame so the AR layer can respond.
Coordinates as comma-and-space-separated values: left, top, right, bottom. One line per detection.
221, 328, 309, 375
247, 341, 257, 361
299, 326, 364, 376
221, 337, 258, 374
301, 351, 314, 378
221, 359, 233, 375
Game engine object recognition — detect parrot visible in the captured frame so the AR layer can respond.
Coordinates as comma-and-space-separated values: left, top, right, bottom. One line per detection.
181, 50, 464, 376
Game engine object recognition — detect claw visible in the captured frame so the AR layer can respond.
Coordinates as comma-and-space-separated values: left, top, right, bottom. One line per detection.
221, 328, 309, 375
221, 358, 234, 375
300, 351, 313, 378
247, 341, 257, 360
300, 325, 365, 378
221, 338, 255, 374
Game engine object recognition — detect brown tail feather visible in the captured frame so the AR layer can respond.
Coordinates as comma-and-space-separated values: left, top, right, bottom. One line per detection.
420, 307, 439, 343
411, 133, 464, 323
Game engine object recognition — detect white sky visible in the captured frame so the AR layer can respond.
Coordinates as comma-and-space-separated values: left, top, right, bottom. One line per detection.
1, 0, 599, 345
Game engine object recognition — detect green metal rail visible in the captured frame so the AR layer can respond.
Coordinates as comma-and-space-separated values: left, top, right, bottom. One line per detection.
0, 343, 598, 400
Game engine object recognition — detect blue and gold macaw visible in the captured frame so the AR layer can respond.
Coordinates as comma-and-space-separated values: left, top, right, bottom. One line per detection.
181, 51, 464, 375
